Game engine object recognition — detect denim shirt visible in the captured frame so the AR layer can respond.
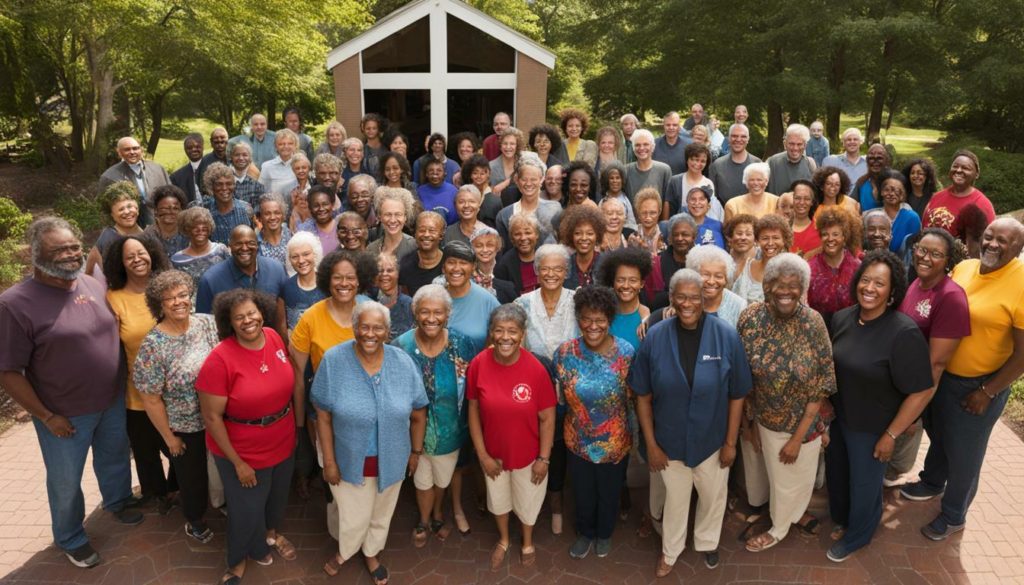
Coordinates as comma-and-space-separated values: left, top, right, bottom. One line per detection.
310, 343, 429, 491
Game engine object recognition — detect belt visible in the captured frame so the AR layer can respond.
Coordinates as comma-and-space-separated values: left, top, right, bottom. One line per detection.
223, 403, 291, 427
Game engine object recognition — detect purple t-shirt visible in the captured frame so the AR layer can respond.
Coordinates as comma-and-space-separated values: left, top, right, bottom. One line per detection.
898, 275, 971, 341
0, 275, 123, 417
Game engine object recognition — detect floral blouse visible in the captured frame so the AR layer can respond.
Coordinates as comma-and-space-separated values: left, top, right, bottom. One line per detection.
731, 256, 765, 305
736, 303, 836, 440
515, 288, 579, 360
807, 250, 861, 318
133, 314, 220, 433
553, 337, 634, 464
258, 226, 293, 269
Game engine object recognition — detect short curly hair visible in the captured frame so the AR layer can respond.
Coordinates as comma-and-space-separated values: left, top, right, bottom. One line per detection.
202, 162, 234, 196
528, 124, 563, 156
212, 289, 278, 340
144, 269, 194, 321
754, 214, 794, 251
151, 184, 187, 212
449, 132, 480, 159
595, 246, 653, 287
572, 285, 618, 324
559, 204, 606, 247
849, 249, 908, 309
99, 181, 140, 218
499, 127, 526, 155
812, 166, 852, 207
559, 108, 591, 136
723, 213, 757, 240
373, 186, 416, 227
815, 207, 861, 252
460, 154, 490, 186
684, 142, 711, 164
633, 187, 662, 217
177, 206, 215, 238
316, 249, 379, 296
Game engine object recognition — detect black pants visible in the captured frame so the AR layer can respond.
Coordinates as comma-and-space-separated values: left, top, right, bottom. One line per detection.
168, 430, 208, 524
548, 408, 568, 493
214, 453, 295, 568
567, 451, 628, 540
126, 409, 177, 497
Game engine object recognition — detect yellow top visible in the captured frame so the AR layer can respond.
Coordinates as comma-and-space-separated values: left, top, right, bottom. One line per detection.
947, 258, 1024, 377
723, 193, 779, 223
566, 138, 580, 162
290, 299, 354, 371
106, 289, 157, 411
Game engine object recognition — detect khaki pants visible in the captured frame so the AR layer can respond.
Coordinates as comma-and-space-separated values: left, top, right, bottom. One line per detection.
207, 450, 224, 509
485, 466, 547, 525
659, 453, 729, 565
758, 423, 821, 542
413, 451, 460, 491
316, 440, 339, 540
740, 433, 769, 507
330, 478, 402, 560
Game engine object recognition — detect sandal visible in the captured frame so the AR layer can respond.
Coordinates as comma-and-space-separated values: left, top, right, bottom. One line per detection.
520, 545, 536, 567
413, 523, 429, 548
367, 562, 389, 585
830, 525, 847, 541
655, 555, 673, 578
636, 513, 653, 538
453, 511, 471, 535
219, 571, 241, 585
269, 534, 297, 561
430, 519, 452, 541
794, 515, 820, 537
490, 541, 509, 571
323, 553, 343, 577
745, 531, 780, 553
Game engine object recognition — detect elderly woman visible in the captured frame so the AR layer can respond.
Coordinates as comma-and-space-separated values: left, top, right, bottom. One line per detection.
444, 185, 486, 246
418, 158, 459, 225
594, 126, 625, 179
438, 241, 501, 351
256, 193, 292, 268
647, 214, 697, 309
282, 232, 326, 332
690, 124, 719, 159
316, 121, 347, 158
878, 170, 921, 253
398, 211, 446, 297
170, 207, 231, 291
826, 250, 933, 562
259, 129, 299, 195
664, 143, 721, 221
346, 174, 380, 234
558, 108, 598, 167
495, 213, 542, 296
289, 153, 312, 202
736, 253, 836, 553
337, 211, 369, 252
808, 207, 862, 332
104, 235, 173, 510
197, 290, 299, 584
561, 204, 606, 289
723, 213, 757, 269
733, 214, 793, 304
312, 301, 428, 583
450, 132, 480, 172
599, 197, 633, 251
376, 252, 414, 340
488, 127, 524, 196
723, 162, 778, 222
863, 209, 893, 253
368, 186, 417, 261
812, 165, 860, 218
134, 270, 220, 543
468, 304, 557, 570
468, 225, 512, 302
86, 181, 145, 276
461, 155, 502, 228
201, 162, 255, 244
600, 162, 638, 230
630, 268, 751, 577
790, 180, 820, 255
902, 158, 940, 217
298, 187, 340, 254
496, 158, 561, 249
554, 286, 635, 559
630, 187, 665, 253
529, 124, 564, 168
144, 185, 189, 257
596, 247, 651, 351
393, 285, 476, 546
643, 244, 748, 333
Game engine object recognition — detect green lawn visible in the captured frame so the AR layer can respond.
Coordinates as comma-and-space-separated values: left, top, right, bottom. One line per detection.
837, 114, 945, 158
151, 118, 333, 171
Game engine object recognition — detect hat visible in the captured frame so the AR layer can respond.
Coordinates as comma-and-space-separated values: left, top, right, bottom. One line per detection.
442, 240, 476, 263
687, 185, 713, 201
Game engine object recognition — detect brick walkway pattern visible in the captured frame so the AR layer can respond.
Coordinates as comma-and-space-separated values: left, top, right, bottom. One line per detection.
1, 418, 1024, 585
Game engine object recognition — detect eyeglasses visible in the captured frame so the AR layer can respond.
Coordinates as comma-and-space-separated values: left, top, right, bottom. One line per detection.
161, 291, 191, 303
912, 244, 947, 260
538, 266, 566, 275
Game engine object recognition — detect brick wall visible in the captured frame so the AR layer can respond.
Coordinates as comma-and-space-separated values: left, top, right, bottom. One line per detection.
515, 53, 548, 130
332, 56, 362, 138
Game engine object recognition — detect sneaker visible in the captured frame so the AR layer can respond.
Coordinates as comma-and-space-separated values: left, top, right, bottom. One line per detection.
826, 542, 852, 563
185, 521, 214, 544
921, 517, 965, 541
900, 481, 944, 502
882, 469, 902, 488
113, 508, 144, 526
704, 550, 720, 569
595, 538, 611, 558
65, 543, 101, 568
569, 536, 593, 559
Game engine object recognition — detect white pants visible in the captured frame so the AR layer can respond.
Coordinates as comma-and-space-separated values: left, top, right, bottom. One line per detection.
485, 466, 547, 525
330, 478, 402, 560
758, 423, 821, 542
413, 450, 460, 491
660, 452, 729, 565
316, 439, 339, 540
740, 432, 769, 507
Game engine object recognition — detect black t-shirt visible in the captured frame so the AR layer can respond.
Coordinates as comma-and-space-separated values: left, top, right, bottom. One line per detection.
398, 251, 443, 297
830, 307, 933, 435
675, 313, 705, 385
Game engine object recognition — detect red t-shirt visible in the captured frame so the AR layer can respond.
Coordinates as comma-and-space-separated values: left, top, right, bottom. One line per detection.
922, 187, 995, 237
898, 275, 971, 341
196, 328, 295, 469
482, 134, 501, 161
792, 221, 821, 255
466, 348, 556, 471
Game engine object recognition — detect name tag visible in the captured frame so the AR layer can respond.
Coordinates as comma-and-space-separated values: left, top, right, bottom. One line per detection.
702, 355, 722, 361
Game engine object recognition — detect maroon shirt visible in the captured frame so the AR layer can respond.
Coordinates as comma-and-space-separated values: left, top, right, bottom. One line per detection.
0, 275, 123, 417
483, 134, 501, 161
898, 275, 971, 341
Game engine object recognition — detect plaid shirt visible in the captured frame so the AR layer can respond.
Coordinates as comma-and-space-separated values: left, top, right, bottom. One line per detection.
233, 175, 266, 209
195, 198, 254, 244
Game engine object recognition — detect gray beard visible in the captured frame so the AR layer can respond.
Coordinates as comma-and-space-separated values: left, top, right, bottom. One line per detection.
35, 257, 85, 281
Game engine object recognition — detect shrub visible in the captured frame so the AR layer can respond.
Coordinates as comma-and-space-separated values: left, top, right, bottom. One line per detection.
0, 238, 26, 289
0, 197, 32, 240
53, 192, 104, 233
925, 140, 1024, 215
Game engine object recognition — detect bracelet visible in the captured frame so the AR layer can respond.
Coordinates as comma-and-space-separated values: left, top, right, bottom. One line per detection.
535, 456, 550, 465
885, 430, 898, 441
411, 448, 423, 456
980, 385, 997, 400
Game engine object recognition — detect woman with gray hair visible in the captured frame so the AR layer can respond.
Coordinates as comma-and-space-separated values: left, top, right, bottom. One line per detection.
256, 193, 292, 268
736, 252, 836, 553
368, 186, 417, 261
723, 162, 778, 222
259, 128, 300, 195
444, 184, 486, 246
496, 157, 561, 249
647, 213, 698, 309
470, 225, 516, 303
375, 251, 414, 339
394, 284, 477, 545
496, 213, 542, 295
170, 206, 230, 293
312, 300, 428, 582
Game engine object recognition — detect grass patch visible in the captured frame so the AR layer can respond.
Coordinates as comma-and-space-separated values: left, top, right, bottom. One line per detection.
1002, 378, 1024, 443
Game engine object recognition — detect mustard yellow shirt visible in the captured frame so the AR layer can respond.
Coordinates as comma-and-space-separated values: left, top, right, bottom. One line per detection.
289, 299, 354, 371
947, 258, 1024, 377
106, 289, 156, 410
723, 193, 779, 222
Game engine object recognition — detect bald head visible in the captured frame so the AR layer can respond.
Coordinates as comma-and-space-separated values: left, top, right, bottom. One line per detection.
116, 137, 143, 164
229, 225, 258, 269
980, 217, 1024, 272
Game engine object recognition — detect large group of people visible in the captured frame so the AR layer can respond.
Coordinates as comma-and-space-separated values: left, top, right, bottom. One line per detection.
2, 103, 1022, 585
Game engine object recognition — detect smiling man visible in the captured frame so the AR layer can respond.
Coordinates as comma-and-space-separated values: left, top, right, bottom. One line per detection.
98, 136, 170, 227
766, 124, 817, 195
170, 133, 205, 204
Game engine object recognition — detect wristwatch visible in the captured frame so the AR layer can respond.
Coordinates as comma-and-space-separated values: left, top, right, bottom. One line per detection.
535, 456, 550, 464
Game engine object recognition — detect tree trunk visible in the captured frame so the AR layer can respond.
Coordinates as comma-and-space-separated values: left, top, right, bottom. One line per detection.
866, 38, 894, 144
84, 35, 117, 174
826, 43, 846, 146
764, 101, 784, 159
266, 93, 277, 130
884, 86, 899, 131
146, 93, 166, 156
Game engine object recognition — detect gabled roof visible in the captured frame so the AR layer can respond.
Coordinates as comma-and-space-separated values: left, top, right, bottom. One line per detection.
326, 0, 556, 71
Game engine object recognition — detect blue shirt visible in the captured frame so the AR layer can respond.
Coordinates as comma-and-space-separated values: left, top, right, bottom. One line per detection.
858, 180, 879, 211
449, 283, 501, 353
282, 274, 326, 331
417, 182, 459, 225
653, 135, 692, 176
195, 256, 288, 314
822, 154, 867, 187
805, 136, 830, 168
199, 198, 254, 244
696, 217, 725, 248
230, 131, 277, 169
890, 207, 922, 253
610, 309, 643, 352
310, 343, 429, 491
627, 314, 752, 467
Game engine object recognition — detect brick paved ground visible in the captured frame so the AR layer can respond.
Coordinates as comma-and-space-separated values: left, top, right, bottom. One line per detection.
2, 419, 1023, 585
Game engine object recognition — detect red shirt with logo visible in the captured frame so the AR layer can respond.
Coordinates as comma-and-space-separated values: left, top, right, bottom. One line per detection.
466, 348, 556, 471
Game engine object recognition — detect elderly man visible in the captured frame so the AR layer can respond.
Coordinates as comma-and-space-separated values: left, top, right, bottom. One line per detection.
400, 211, 447, 297
620, 114, 639, 163
630, 268, 751, 577
482, 112, 512, 161
625, 129, 673, 202
196, 127, 230, 195
98, 136, 170, 227
227, 141, 265, 209
230, 113, 276, 168
653, 112, 692, 175
806, 121, 830, 168
901, 218, 1024, 540
709, 124, 762, 204
283, 106, 315, 160
195, 225, 287, 330
199, 162, 255, 243
862, 209, 893, 252
170, 133, 205, 204
313, 153, 344, 198
346, 174, 379, 232
0, 218, 144, 569
766, 124, 817, 195
823, 128, 867, 186
682, 103, 708, 133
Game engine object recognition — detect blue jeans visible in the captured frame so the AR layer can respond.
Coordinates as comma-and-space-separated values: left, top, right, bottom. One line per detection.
825, 419, 886, 553
919, 371, 1009, 526
32, 393, 134, 551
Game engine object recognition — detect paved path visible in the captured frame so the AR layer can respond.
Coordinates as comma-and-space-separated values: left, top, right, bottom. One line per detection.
1, 419, 1023, 584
